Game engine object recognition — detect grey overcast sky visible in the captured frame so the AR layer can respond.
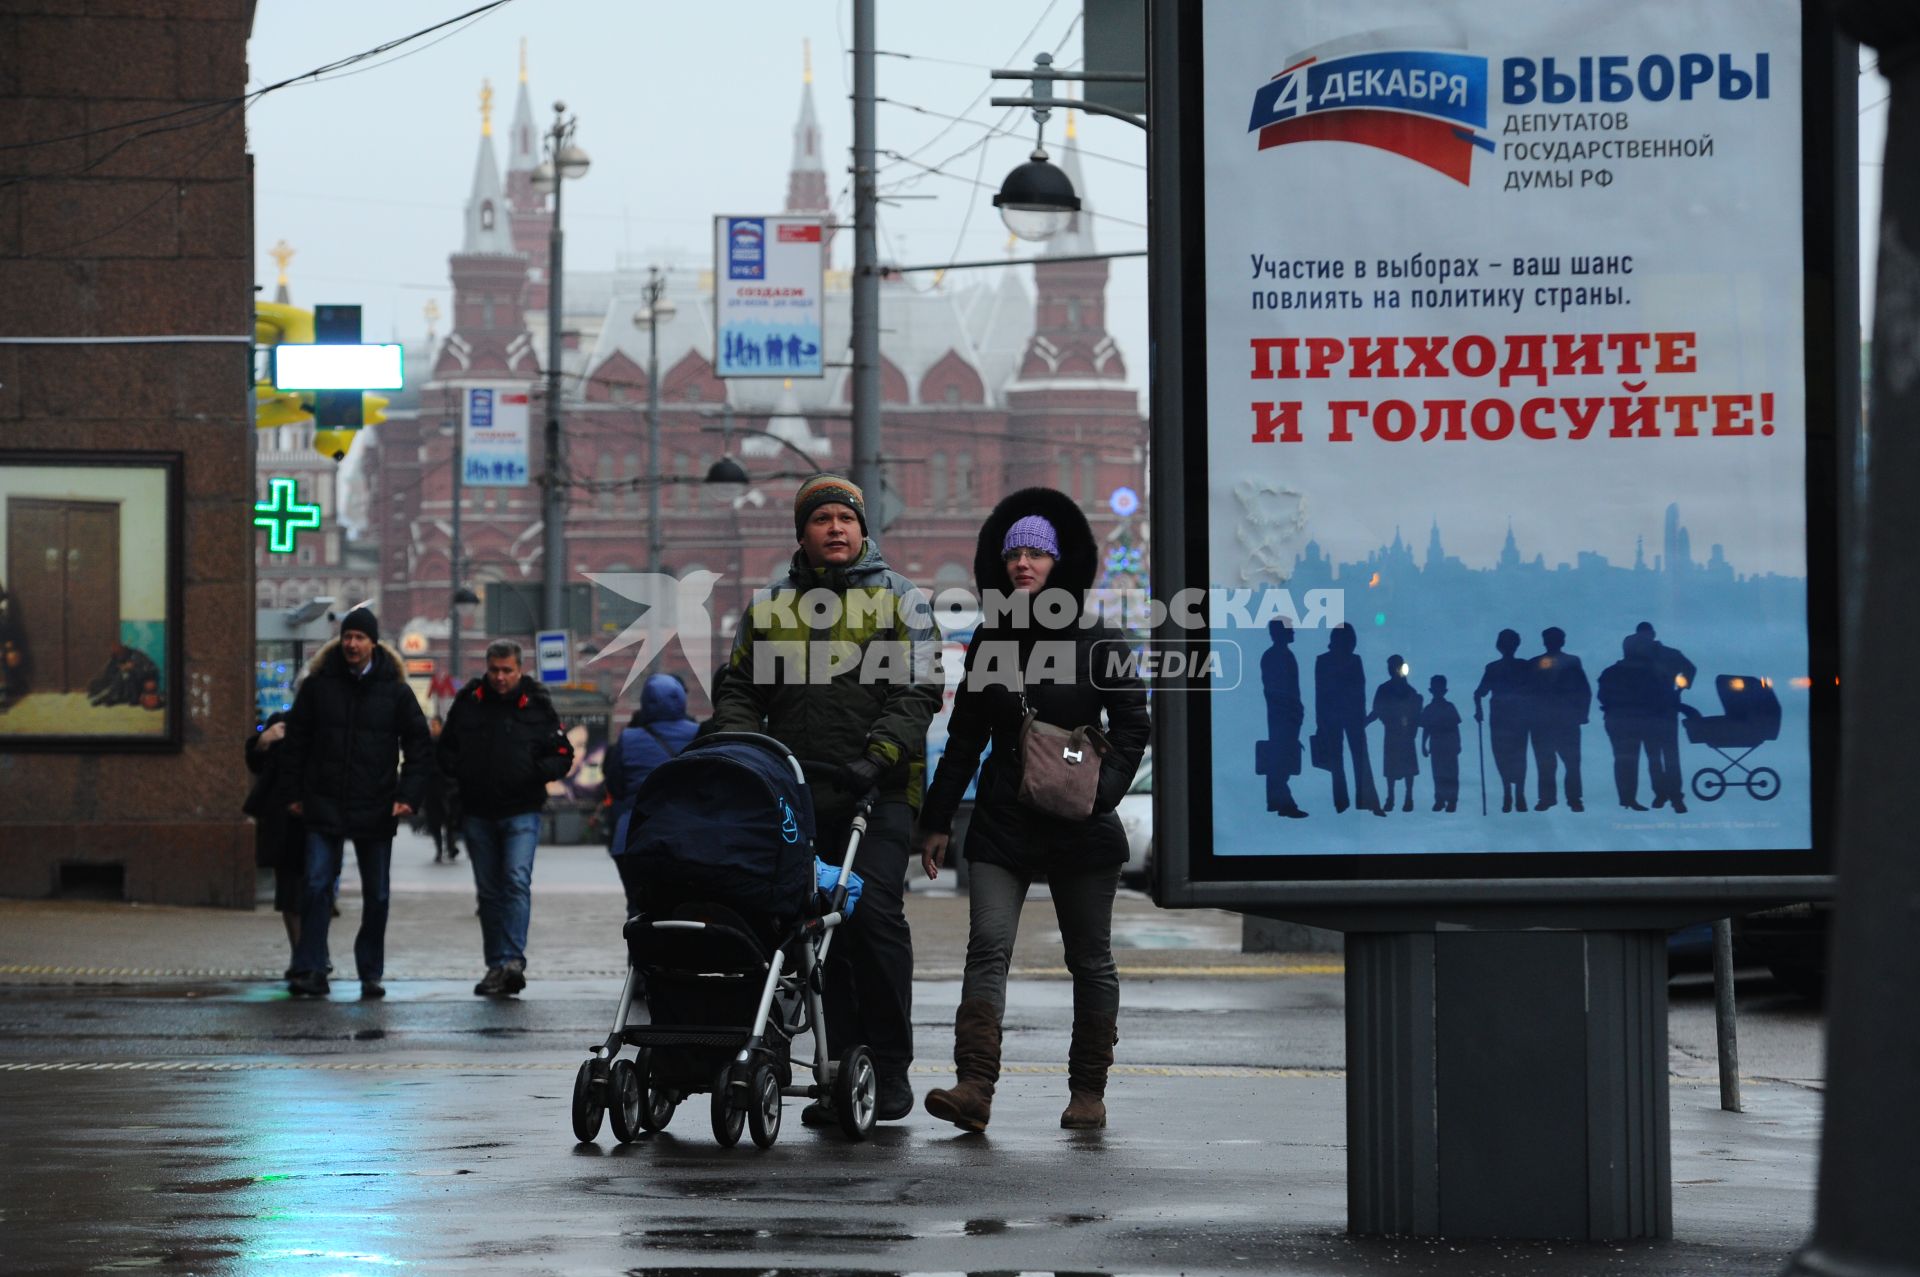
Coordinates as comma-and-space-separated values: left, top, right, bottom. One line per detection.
246, 0, 1149, 355
245, 3, 1888, 369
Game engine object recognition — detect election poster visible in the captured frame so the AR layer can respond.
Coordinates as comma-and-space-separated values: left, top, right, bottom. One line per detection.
713, 215, 825, 379
1197, 0, 1815, 859
461, 386, 531, 488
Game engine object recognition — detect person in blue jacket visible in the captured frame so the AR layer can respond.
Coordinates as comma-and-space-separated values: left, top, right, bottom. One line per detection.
603, 673, 700, 917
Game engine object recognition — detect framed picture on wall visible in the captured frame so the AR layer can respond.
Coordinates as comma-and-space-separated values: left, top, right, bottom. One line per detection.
0, 451, 184, 752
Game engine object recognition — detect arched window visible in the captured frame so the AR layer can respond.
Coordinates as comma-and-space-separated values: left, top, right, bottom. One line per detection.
673, 452, 691, 509
1081, 456, 1098, 507
625, 452, 642, 513
596, 453, 615, 513
1057, 451, 1073, 498
928, 453, 948, 510
953, 453, 973, 509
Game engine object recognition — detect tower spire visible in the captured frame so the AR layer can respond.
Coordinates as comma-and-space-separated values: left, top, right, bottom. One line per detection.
269, 239, 294, 304
463, 80, 513, 254
785, 41, 829, 214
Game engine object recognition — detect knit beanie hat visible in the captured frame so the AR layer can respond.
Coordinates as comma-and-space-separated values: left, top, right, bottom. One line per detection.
340, 606, 380, 643
1002, 514, 1060, 559
793, 473, 868, 539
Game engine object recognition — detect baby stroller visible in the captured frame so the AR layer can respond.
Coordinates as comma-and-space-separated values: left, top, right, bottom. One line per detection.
1681, 674, 1782, 801
568, 732, 877, 1149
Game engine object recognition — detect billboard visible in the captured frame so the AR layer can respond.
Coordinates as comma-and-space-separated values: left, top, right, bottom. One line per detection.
1150, 0, 1845, 901
461, 386, 531, 487
713, 216, 825, 378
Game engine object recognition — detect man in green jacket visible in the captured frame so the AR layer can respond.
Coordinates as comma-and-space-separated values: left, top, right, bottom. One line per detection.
709, 474, 941, 1123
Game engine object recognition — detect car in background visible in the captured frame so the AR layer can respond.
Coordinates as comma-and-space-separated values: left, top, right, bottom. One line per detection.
1116, 747, 1153, 887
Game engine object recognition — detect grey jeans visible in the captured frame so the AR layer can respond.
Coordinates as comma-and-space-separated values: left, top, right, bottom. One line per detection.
962, 858, 1122, 1016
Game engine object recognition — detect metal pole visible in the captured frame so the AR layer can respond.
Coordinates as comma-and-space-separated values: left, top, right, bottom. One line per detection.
541, 114, 569, 630
647, 267, 663, 574
449, 415, 463, 690
850, 0, 882, 508
1790, 7, 1919, 1273
1710, 917, 1740, 1113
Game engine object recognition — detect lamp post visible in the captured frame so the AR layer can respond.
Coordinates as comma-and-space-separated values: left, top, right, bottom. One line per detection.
633, 267, 677, 574
448, 414, 464, 686
533, 101, 590, 631
987, 54, 1146, 243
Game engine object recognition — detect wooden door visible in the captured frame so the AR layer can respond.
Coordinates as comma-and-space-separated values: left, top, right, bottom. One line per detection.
4, 498, 121, 692
7, 499, 67, 690
63, 503, 120, 691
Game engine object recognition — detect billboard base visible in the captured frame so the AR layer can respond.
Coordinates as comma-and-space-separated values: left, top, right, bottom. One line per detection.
1347, 928, 1671, 1240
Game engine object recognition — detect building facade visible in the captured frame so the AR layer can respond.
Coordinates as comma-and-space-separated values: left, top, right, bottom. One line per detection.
369, 57, 1148, 718
2, 4, 258, 905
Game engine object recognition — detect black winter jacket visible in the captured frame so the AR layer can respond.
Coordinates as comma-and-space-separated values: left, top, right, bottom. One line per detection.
276, 640, 432, 838
436, 675, 573, 818
919, 488, 1151, 874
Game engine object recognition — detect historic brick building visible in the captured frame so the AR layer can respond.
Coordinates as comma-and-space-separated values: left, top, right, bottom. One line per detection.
2, 3, 258, 904
369, 56, 1147, 716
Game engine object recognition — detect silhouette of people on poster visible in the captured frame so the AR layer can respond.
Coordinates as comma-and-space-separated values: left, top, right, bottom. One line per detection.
1473, 629, 1535, 813
1529, 627, 1591, 812
1598, 633, 1665, 810
1314, 623, 1384, 816
1420, 675, 1462, 812
1368, 654, 1422, 813
1259, 619, 1307, 818
1636, 621, 1697, 814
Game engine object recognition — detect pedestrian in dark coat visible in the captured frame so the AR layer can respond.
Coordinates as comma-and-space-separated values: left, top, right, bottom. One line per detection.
916, 487, 1151, 1134
1635, 621, 1697, 813
603, 672, 700, 917
1598, 633, 1666, 810
276, 607, 431, 999
437, 639, 574, 997
245, 710, 306, 968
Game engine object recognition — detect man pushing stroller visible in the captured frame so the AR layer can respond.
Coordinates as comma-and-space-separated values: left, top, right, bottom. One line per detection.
707, 475, 941, 1125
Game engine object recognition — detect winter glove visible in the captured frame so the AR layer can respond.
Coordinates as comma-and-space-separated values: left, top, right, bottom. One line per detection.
841, 753, 885, 795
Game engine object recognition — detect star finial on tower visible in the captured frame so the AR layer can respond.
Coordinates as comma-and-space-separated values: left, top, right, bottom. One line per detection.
519, 36, 528, 83
269, 239, 294, 286
480, 78, 494, 136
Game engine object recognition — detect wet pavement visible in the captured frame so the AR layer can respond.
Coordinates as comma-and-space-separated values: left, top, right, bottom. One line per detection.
0, 833, 1825, 1275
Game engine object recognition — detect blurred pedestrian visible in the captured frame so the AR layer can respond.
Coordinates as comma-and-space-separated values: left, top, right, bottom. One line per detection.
277, 607, 431, 999
244, 710, 305, 973
438, 639, 574, 997
419, 715, 462, 863
603, 673, 700, 918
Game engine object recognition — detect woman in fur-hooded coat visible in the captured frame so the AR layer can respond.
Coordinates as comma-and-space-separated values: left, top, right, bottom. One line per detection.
915, 486, 1150, 1134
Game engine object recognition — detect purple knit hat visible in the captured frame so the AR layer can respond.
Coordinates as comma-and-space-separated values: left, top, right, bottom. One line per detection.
1002, 514, 1060, 559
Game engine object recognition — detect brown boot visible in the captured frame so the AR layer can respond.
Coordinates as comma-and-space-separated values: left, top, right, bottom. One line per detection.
924, 997, 1002, 1132
1061, 1009, 1117, 1129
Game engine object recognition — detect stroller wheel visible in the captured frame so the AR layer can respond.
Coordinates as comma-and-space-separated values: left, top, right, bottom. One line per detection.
710, 1066, 747, 1148
570, 1058, 605, 1143
637, 1048, 677, 1133
1747, 767, 1781, 801
833, 1045, 877, 1141
606, 1059, 642, 1144
748, 1064, 783, 1149
1692, 768, 1727, 803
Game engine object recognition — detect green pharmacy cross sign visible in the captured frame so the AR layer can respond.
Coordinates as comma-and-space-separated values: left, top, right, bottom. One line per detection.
254, 477, 323, 553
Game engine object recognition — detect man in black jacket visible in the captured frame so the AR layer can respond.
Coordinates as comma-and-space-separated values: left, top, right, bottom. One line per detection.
437, 639, 573, 997
279, 607, 432, 998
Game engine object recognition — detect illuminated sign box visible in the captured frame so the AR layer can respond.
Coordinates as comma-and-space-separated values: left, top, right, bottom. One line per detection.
272, 344, 405, 391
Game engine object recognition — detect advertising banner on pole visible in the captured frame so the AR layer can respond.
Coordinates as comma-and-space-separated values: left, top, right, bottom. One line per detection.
461, 386, 531, 487
1164, 0, 1838, 884
713, 216, 825, 379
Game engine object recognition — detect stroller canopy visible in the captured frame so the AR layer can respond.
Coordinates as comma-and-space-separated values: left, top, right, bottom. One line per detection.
624, 734, 818, 922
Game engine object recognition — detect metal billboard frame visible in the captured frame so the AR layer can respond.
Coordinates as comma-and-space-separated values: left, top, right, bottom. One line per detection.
1146, 0, 1853, 925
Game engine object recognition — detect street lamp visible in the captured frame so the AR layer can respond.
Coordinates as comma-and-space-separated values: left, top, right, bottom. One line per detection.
993, 148, 1081, 242
538, 100, 589, 632
632, 267, 677, 575
987, 52, 1146, 243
